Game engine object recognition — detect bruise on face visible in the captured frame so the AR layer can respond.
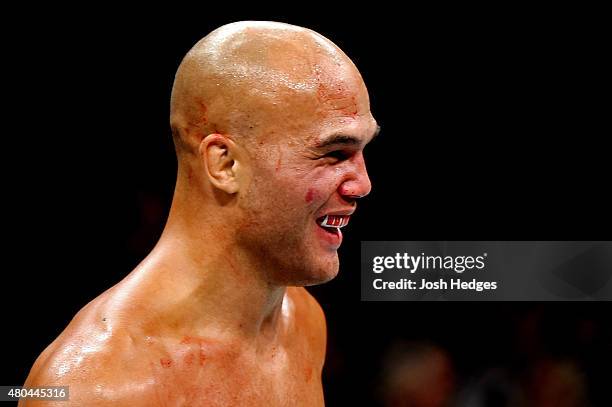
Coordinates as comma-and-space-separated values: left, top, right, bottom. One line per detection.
304, 188, 317, 203
186, 98, 209, 128
316, 83, 358, 117
314, 64, 361, 118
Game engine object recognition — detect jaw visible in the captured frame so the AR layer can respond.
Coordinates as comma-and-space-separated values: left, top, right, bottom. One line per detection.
270, 221, 341, 286
298, 251, 340, 286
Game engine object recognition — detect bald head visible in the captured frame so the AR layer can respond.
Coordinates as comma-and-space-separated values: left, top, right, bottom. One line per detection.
165, 22, 377, 285
170, 21, 370, 157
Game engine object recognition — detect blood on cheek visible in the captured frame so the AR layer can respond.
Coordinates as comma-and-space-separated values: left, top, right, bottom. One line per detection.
305, 171, 345, 203
305, 188, 319, 203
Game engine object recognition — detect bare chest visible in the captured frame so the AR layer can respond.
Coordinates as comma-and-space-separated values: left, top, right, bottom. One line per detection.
145, 337, 323, 407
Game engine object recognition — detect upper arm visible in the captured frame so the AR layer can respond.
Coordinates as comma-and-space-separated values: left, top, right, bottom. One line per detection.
20, 359, 158, 407
21, 338, 62, 390
19, 361, 66, 407
19, 350, 83, 407
20, 337, 157, 407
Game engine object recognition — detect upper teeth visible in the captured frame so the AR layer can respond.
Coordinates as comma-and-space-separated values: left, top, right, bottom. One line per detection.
320, 215, 349, 228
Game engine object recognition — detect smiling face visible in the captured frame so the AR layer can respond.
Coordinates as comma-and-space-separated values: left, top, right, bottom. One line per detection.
170, 22, 378, 286
234, 59, 378, 286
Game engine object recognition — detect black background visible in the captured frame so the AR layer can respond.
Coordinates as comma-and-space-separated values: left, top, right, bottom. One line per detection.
4, 5, 611, 406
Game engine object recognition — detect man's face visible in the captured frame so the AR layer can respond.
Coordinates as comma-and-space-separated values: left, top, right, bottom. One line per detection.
235, 65, 378, 285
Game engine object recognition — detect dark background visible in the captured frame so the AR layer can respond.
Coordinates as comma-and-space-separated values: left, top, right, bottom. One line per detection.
4, 6, 610, 406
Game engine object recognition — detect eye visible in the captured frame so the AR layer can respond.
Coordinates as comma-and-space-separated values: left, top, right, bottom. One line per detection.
324, 150, 350, 162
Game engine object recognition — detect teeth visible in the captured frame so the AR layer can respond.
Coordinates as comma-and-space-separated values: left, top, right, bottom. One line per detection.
319, 215, 349, 229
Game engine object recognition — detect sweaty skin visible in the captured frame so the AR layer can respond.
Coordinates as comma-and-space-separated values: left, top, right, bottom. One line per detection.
21, 21, 378, 406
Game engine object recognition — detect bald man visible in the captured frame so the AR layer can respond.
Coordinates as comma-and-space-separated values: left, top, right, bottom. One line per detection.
21, 21, 378, 406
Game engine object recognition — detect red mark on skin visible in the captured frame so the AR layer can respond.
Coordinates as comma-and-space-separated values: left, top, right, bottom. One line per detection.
349, 95, 359, 116
275, 146, 282, 172
181, 336, 196, 345
325, 93, 358, 117
305, 366, 313, 382
160, 358, 172, 368
184, 353, 195, 366
180, 336, 210, 366
187, 168, 193, 183
222, 254, 238, 275
305, 188, 316, 203
199, 348, 207, 366
186, 99, 209, 129
196, 100, 208, 125
316, 83, 331, 102
315, 76, 359, 117
238, 218, 262, 232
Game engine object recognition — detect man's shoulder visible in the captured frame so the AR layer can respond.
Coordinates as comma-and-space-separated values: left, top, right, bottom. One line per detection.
23, 323, 159, 406
287, 287, 325, 324
286, 287, 327, 361
21, 291, 159, 406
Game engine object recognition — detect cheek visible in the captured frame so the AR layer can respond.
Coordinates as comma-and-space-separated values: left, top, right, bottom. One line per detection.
304, 188, 317, 203
304, 171, 343, 204
304, 168, 342, 204
304, 186, 329, 204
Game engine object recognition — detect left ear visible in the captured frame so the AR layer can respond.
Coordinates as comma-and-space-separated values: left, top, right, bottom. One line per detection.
199, 134, 249, 194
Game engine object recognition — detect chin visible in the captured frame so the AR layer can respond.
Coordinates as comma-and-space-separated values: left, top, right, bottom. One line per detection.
295, 255, 340, 286
302, 271, 338, 286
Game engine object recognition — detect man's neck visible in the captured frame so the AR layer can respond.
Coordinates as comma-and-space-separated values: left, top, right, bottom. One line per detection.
131, 216, 288, 345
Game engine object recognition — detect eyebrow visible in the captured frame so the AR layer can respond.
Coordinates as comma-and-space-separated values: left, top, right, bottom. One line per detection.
315, 125, 381, 149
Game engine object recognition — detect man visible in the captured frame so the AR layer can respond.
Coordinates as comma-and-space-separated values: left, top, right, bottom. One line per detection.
22, 21, 378, 406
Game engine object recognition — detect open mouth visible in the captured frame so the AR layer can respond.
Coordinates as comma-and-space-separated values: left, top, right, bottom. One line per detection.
317, 215, 350, 231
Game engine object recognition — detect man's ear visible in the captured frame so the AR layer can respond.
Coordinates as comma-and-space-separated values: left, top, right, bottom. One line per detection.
199, 134, 245, 194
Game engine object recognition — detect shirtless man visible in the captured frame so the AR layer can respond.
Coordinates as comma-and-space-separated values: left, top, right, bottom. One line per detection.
21, 21, 378, 406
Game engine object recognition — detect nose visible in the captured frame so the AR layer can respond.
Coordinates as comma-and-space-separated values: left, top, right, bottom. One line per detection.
338, 152, 372, 199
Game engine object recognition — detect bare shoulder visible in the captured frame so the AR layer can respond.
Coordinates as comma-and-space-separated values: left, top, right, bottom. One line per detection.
288, 287, 326, 324
21, 296, 160, 406
286, 287, 327, 363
